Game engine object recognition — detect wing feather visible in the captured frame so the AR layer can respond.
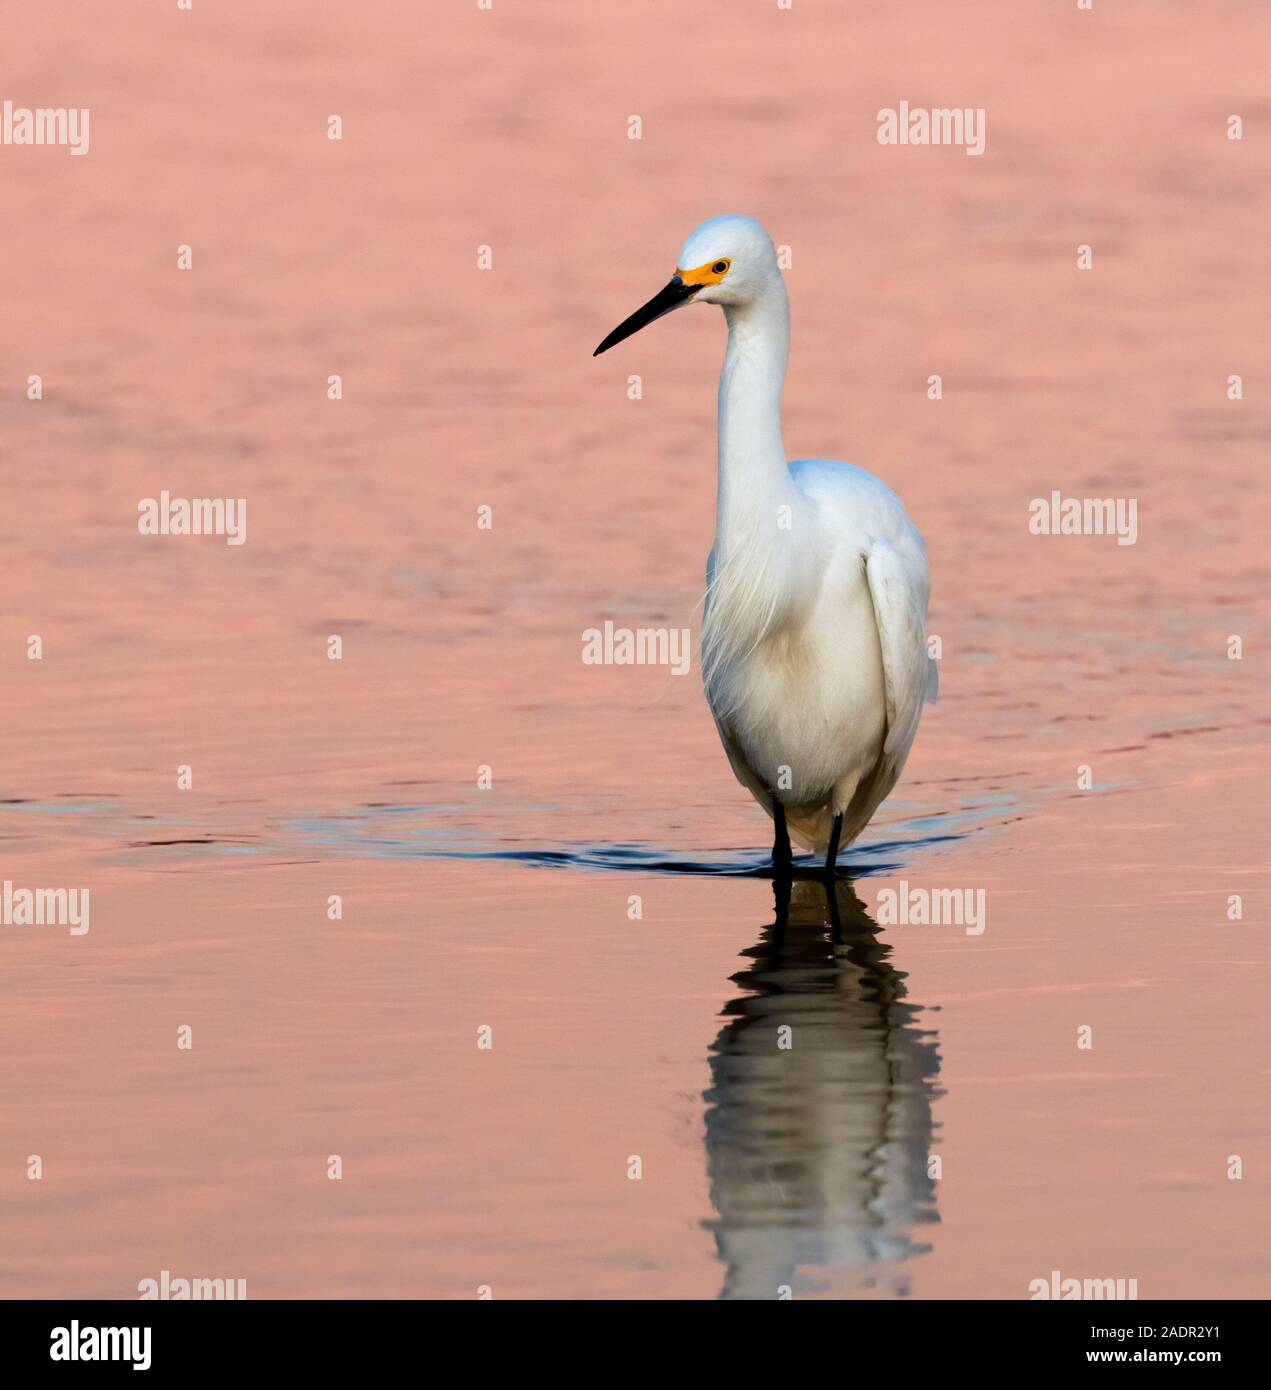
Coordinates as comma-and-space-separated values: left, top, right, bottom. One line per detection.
864, 540, 935, 771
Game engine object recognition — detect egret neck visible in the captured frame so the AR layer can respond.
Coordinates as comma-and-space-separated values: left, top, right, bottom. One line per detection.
716, 276, 795, 549
711, 274, 812, 649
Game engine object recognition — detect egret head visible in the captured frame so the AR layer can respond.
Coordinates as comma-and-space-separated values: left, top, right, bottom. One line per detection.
593, 214, 781, 356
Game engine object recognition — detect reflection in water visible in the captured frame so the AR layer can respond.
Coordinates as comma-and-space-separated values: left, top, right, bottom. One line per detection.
704, 879, 943, 1299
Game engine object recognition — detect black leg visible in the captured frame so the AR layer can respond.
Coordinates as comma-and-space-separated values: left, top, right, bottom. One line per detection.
772, 799, 792, 878
824, 875, 842, 941
824, 813, 843, 877
772, 875, 791, 931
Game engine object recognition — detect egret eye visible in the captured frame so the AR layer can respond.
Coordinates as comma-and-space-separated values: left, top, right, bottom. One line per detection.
712, 260, 729, 275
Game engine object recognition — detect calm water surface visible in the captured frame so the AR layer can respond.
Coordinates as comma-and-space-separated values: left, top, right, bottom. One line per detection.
1, 0, 1269, 1298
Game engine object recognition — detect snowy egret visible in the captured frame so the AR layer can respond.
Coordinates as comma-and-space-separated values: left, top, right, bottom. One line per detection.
594, 214, 937, 874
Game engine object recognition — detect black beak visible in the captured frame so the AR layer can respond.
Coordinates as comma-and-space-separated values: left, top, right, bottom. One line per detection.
593, 277, 700, 356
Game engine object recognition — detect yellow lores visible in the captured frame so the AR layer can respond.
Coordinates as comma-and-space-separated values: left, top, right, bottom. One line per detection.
676, 257, 731, 287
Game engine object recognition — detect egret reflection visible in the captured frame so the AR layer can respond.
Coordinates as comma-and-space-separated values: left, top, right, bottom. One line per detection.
704, 878, 942, 1299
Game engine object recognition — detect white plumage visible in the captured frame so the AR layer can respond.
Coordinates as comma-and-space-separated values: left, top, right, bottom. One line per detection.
596, 215, 936, 867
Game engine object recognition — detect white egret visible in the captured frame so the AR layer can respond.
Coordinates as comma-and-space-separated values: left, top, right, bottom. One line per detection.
595, 214, 937, 874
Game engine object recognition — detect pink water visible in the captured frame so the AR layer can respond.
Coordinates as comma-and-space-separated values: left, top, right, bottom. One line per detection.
1, 0, 1268, 1299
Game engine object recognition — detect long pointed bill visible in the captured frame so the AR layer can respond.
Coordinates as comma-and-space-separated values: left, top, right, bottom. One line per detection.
593, 276, 700, 356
